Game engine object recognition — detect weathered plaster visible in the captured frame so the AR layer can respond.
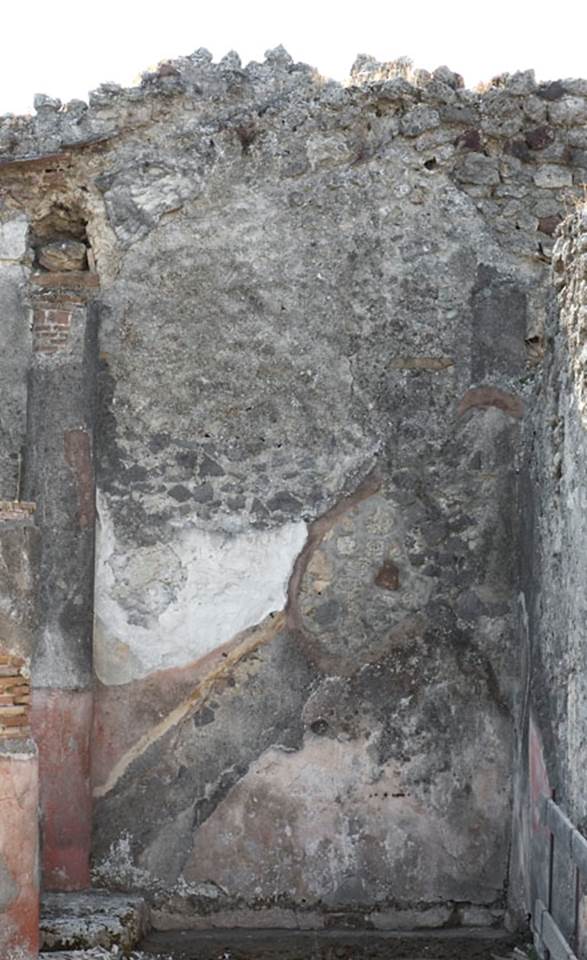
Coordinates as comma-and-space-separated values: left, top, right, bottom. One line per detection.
0, 217, 28, 262
0, 261, 30, 497
31, 689, 93, 890
0, 743, 39, 957
2, 48, 587, 930
94, 493, 307, 684
182, 714, 511, 908
92, 611, 287, 798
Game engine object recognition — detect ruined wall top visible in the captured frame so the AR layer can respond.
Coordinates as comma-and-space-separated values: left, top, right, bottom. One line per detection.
1, 47, 587, 171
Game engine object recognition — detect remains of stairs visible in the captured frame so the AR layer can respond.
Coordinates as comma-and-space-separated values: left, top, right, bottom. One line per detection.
38, 891, 159, 958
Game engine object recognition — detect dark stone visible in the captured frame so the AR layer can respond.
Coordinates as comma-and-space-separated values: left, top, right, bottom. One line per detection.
310, 718, 329, 735
198, 453, 225, 478
193, 706, 215, 727
266, 490, 302, 514
157, 62, 181, 78
455, 128, 483, 152
176, 449, 198, 469
566, 148, 587, 170
440, 105, 478, 125
192, 482, 214, 503
525, 126, 555, 150
168, 484, 191, 502
374, 559, 400, 591
538, 215, 562, 236
505, 139, 531, 162
537, 81, 565, 100
148, 433, 171, 453
126, 464, 148, 481
313, 599, 340, 626
250, 497, 270, 520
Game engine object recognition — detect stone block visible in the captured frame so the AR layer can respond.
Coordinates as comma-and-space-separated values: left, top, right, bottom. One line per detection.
40, 891, 149, 952
454, 153, 500, 184
38, 239, 87, 272
549, 96, 587, 125
400, 105, 440, 137
533, 164, 573, 188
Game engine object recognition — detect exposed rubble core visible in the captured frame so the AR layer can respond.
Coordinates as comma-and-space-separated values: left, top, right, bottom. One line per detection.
0, 46, 587, 954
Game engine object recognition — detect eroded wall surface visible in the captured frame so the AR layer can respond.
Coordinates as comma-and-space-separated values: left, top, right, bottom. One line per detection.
511, 206, 587, 943
0, 217, 30, 498
1, 50, 587, 928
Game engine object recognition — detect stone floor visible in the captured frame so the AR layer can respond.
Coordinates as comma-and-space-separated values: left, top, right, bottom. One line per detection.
138, 928, 525, 960
40, 944, 527, 960
39, 953, 167, 959
36, 890, 529, 960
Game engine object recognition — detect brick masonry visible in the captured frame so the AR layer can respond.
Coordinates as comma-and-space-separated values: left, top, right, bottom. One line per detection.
0, 654, 31, 738
32, 306, 72, 353
0, 504, 35, 738
0, 499, 35, 521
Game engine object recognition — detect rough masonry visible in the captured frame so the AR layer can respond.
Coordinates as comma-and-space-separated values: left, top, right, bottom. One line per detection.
0, 47, 586, 951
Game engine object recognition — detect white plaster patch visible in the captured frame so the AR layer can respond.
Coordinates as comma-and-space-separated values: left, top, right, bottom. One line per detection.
93, 493, 307, 685
0, 218, 28, 261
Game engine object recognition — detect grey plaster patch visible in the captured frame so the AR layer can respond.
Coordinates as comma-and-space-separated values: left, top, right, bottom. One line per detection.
0, 852, 17, 912
0, 264, 29, 496
97, 161, 202, 246
0, 218, 28, 261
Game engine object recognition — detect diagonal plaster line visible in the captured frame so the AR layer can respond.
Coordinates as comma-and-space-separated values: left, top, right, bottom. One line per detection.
94, 467, 381, 799
93, 611, 285, 800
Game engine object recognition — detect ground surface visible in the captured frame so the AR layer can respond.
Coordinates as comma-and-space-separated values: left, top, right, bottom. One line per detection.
138, 927, 524, 960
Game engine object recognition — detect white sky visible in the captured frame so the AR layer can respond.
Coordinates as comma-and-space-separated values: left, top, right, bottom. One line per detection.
2, 0, 587, 115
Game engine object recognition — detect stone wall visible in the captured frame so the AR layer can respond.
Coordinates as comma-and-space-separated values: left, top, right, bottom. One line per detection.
1, 49, 587, 932
510, 204, 587, 946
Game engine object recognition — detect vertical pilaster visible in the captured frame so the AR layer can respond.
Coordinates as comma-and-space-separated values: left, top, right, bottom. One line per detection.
25, 278, 98, 892
0, 502, 40, 958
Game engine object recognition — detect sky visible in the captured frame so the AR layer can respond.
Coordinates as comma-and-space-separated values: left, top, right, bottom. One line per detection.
1, 0, 587, 115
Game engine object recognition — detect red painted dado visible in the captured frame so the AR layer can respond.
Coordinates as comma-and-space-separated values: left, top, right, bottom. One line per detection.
92, 654, 214, 792
0, 747, 40, 956
31, 688, 93, 890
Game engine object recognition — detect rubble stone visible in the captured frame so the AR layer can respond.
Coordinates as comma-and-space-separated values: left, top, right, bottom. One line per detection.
37, 239, 87, 272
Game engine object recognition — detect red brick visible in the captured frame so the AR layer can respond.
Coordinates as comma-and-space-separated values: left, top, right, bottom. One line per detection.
52, 310, 72, 325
